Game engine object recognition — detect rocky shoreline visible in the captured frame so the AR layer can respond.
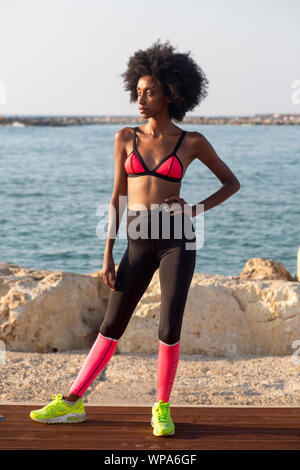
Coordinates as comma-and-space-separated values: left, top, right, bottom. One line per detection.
0, 256, 299, 355
1, 113, 300, 127
1, 256, 300, 405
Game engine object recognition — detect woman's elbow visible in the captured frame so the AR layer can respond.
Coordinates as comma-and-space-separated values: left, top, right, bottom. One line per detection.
232, 179, 241, 192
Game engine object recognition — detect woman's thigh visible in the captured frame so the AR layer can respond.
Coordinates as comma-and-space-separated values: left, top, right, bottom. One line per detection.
157, 239, 196, 344
100, 239, 159, 339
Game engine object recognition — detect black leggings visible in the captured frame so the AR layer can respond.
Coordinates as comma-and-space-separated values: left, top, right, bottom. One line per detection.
99, 206, 196, 345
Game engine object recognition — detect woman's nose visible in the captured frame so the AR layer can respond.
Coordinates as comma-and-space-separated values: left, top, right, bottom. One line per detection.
138, 93, 146, 103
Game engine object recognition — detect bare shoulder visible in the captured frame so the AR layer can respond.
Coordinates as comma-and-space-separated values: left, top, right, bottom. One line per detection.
114, 127, 135, 156
114, 126, 134, 142
185, 130, 206, 163
186, 130, 206, 144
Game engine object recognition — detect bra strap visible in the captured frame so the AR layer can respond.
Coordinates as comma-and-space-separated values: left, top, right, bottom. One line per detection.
172, 130, 186, 154
133, 126, 138, 152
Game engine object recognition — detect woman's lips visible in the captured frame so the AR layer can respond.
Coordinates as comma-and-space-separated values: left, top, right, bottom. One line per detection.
139, 108, 148, 113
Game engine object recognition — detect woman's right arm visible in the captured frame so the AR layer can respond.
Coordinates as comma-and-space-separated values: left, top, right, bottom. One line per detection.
100, 128, 129, 290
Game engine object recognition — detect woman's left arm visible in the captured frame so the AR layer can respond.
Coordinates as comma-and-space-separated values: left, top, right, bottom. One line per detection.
165, 132, 241, 217
190, 132, 240, 216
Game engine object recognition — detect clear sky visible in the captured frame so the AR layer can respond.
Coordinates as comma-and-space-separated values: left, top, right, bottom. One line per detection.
1, 0, 299, 116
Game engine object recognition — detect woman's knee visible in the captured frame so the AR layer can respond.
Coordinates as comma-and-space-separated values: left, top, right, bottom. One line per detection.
99, 321, 122, 341
158, 327, 181, 345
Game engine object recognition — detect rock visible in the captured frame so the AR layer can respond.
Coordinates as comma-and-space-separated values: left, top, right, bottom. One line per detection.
240, 257, 295, 281
0, 263, 107, 352
1, 261, 300, 357
117, 272, 300, 357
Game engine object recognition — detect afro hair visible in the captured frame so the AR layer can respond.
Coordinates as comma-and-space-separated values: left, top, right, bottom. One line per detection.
120, 39, 209, 122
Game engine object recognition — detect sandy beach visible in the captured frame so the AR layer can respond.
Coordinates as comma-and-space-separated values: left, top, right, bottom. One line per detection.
1, 350, 300, 407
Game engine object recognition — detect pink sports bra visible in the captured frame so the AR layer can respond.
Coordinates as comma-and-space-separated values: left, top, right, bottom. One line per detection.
124, 127, 186, 183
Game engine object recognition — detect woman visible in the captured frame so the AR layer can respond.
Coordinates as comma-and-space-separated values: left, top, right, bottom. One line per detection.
30, 40, 240, 436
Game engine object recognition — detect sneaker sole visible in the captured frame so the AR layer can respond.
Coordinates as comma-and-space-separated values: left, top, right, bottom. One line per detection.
30, 412, 86, 424
151, 417, 175, 436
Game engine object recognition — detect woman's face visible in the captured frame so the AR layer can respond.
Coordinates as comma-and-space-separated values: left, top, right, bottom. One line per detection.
136, 75, 171, 119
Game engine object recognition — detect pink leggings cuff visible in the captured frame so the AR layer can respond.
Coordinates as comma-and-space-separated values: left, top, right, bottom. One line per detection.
69, 333, 118, 397
156, 340, 180, 403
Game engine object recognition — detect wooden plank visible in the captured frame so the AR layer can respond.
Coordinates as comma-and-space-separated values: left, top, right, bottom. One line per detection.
1, 436, 300, 451
1, 405, 300, 450
0, 410, 196, 423
0, 404, 196, 414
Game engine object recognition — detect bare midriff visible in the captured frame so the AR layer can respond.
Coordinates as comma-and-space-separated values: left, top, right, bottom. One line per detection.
127, 175, 182, 211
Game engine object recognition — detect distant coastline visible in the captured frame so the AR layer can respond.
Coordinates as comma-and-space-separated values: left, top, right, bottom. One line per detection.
0, 113, 300, 127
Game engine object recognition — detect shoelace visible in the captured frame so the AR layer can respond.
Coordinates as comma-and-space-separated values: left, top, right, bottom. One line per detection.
156, 402, 170, 423
45, 394, 63, 409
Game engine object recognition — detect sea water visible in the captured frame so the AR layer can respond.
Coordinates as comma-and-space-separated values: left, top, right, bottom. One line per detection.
0, 123, 299, 276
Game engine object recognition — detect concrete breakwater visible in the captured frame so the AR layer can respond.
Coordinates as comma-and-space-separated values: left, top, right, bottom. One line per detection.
1, 256, 299, 356
1, 113, 300, 127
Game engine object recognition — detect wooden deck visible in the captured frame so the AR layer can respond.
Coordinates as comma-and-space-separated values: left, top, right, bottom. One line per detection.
1, 405, 300, 450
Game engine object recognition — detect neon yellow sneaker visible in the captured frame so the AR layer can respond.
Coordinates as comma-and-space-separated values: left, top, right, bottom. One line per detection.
151, 400, 175, 436
30, 394, 86, 424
